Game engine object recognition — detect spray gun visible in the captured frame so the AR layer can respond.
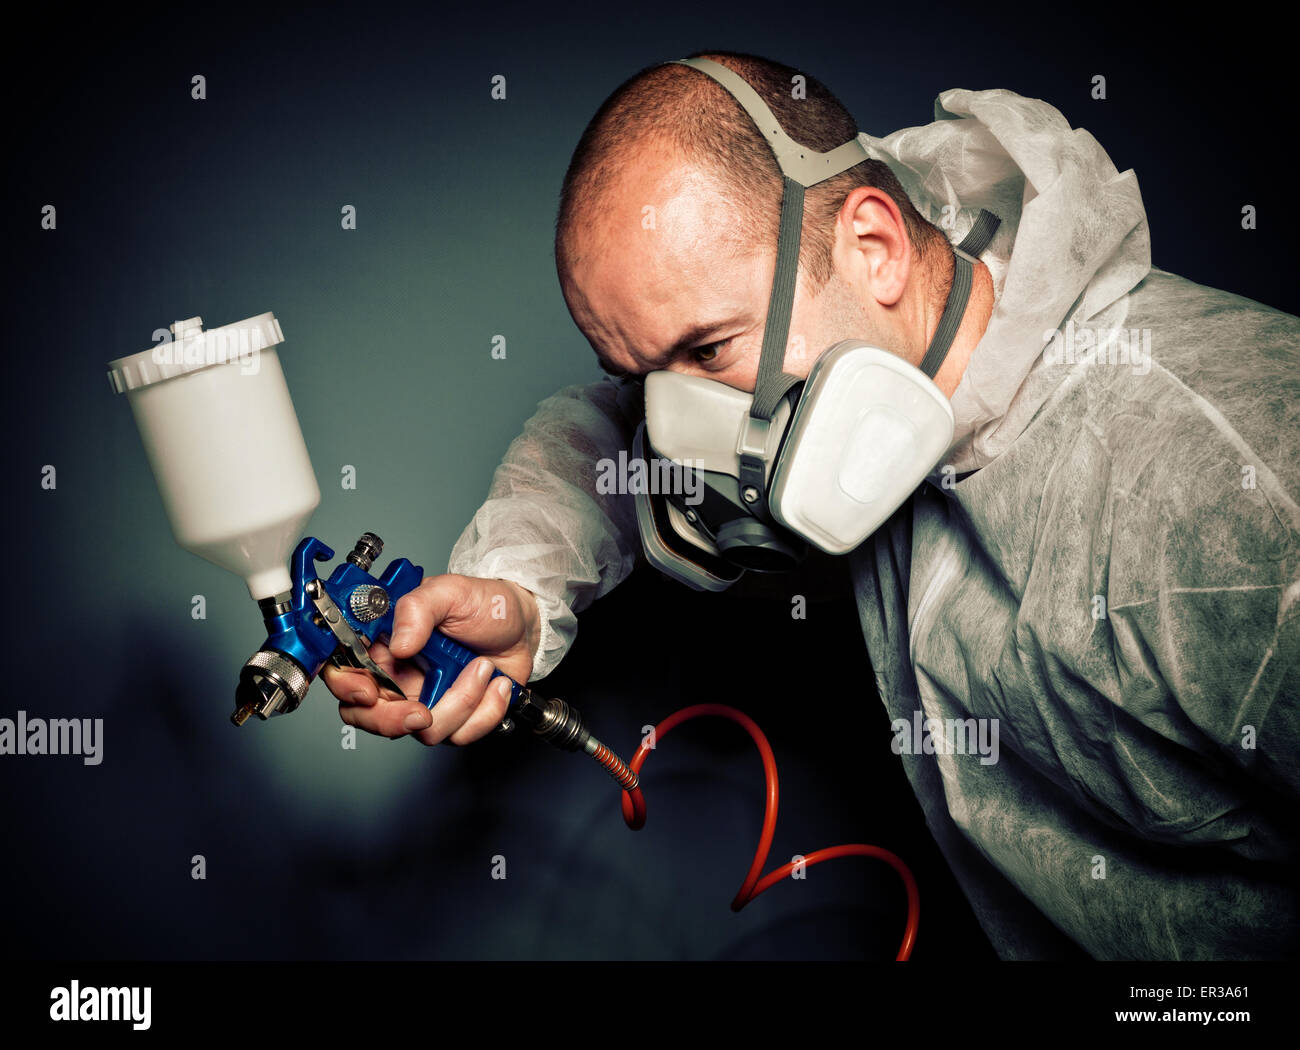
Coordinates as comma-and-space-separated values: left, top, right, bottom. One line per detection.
108, 312, 637, 789
233, 529, 637, 787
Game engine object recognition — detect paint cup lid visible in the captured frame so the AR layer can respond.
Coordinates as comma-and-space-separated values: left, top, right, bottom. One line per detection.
107, 313, 284, 393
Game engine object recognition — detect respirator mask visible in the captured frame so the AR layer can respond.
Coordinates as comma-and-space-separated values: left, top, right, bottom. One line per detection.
634, 57, 1000, 591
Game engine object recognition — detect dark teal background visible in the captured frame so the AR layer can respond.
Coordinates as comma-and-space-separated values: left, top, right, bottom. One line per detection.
3, 0, 1291, 960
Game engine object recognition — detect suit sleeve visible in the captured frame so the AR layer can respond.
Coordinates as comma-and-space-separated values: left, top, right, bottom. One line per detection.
446, 377, 644, 680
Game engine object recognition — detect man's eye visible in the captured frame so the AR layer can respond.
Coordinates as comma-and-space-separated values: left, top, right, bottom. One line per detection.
692, 343, 721, 364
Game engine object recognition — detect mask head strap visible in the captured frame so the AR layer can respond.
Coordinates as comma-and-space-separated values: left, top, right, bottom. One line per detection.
918, 207, 1002, 378
671, 58, 869, 426
668, 58, 1001, 510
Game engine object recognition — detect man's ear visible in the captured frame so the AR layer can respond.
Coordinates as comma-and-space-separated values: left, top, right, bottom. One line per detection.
834, 187, 910, 308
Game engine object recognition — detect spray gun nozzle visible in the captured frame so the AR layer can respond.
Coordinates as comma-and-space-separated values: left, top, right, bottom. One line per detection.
233, 649, 310, 725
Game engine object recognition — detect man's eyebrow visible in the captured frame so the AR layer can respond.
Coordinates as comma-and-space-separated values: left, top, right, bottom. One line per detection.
594, 322, 732, 377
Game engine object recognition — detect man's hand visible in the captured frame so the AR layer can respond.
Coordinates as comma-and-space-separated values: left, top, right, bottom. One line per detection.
320, 575, 541, 746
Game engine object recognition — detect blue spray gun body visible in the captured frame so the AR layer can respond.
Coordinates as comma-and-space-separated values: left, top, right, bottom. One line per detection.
233, 533, 635, 787
234, 532, 525, 725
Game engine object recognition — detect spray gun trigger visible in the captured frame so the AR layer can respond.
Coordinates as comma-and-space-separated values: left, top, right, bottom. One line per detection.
306, 580, 407, 699
327, 645, 406, 699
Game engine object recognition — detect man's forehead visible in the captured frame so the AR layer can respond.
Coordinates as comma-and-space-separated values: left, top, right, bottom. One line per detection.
564, 167, 763, 369
571, 237, 760, 372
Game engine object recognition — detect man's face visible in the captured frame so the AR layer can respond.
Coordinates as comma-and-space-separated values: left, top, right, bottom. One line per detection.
561, 150, 889, 392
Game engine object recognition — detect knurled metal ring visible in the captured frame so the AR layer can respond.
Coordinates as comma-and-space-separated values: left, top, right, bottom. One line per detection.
242, 649, 310, 705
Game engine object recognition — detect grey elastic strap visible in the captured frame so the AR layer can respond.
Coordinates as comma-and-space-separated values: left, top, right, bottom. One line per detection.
669, 57, 869, 427
917, 208, 1001, 379
672, 58, 871, 189
734, 174, 805, 501
750, 176, 806, 420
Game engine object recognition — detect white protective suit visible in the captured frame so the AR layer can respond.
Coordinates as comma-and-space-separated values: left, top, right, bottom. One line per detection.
448, 88, 1300, 958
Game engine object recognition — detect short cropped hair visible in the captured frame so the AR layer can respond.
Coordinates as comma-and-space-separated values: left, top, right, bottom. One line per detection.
555, 49, 945, 291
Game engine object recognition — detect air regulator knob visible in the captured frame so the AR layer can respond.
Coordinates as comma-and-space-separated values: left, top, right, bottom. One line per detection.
349, 585, 390, 622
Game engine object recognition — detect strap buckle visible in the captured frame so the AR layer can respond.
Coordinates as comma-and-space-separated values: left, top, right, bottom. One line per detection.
737, 414, 772, 460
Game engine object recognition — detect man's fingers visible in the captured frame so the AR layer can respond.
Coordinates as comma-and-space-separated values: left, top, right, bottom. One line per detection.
339, 699, 433, 739
410, 656, 496, 745
389, 576, 472, 658
322, 639, 419, 707
446, 675, 514, 746
322, 665, 378, 706
325, 647, 515, 747
366, 640, 393, 665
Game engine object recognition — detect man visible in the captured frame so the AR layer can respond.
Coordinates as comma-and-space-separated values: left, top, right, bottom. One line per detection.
323, 51, 1299, 958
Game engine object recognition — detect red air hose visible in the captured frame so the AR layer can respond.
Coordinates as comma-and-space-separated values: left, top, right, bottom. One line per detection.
607, 703, 919, 960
